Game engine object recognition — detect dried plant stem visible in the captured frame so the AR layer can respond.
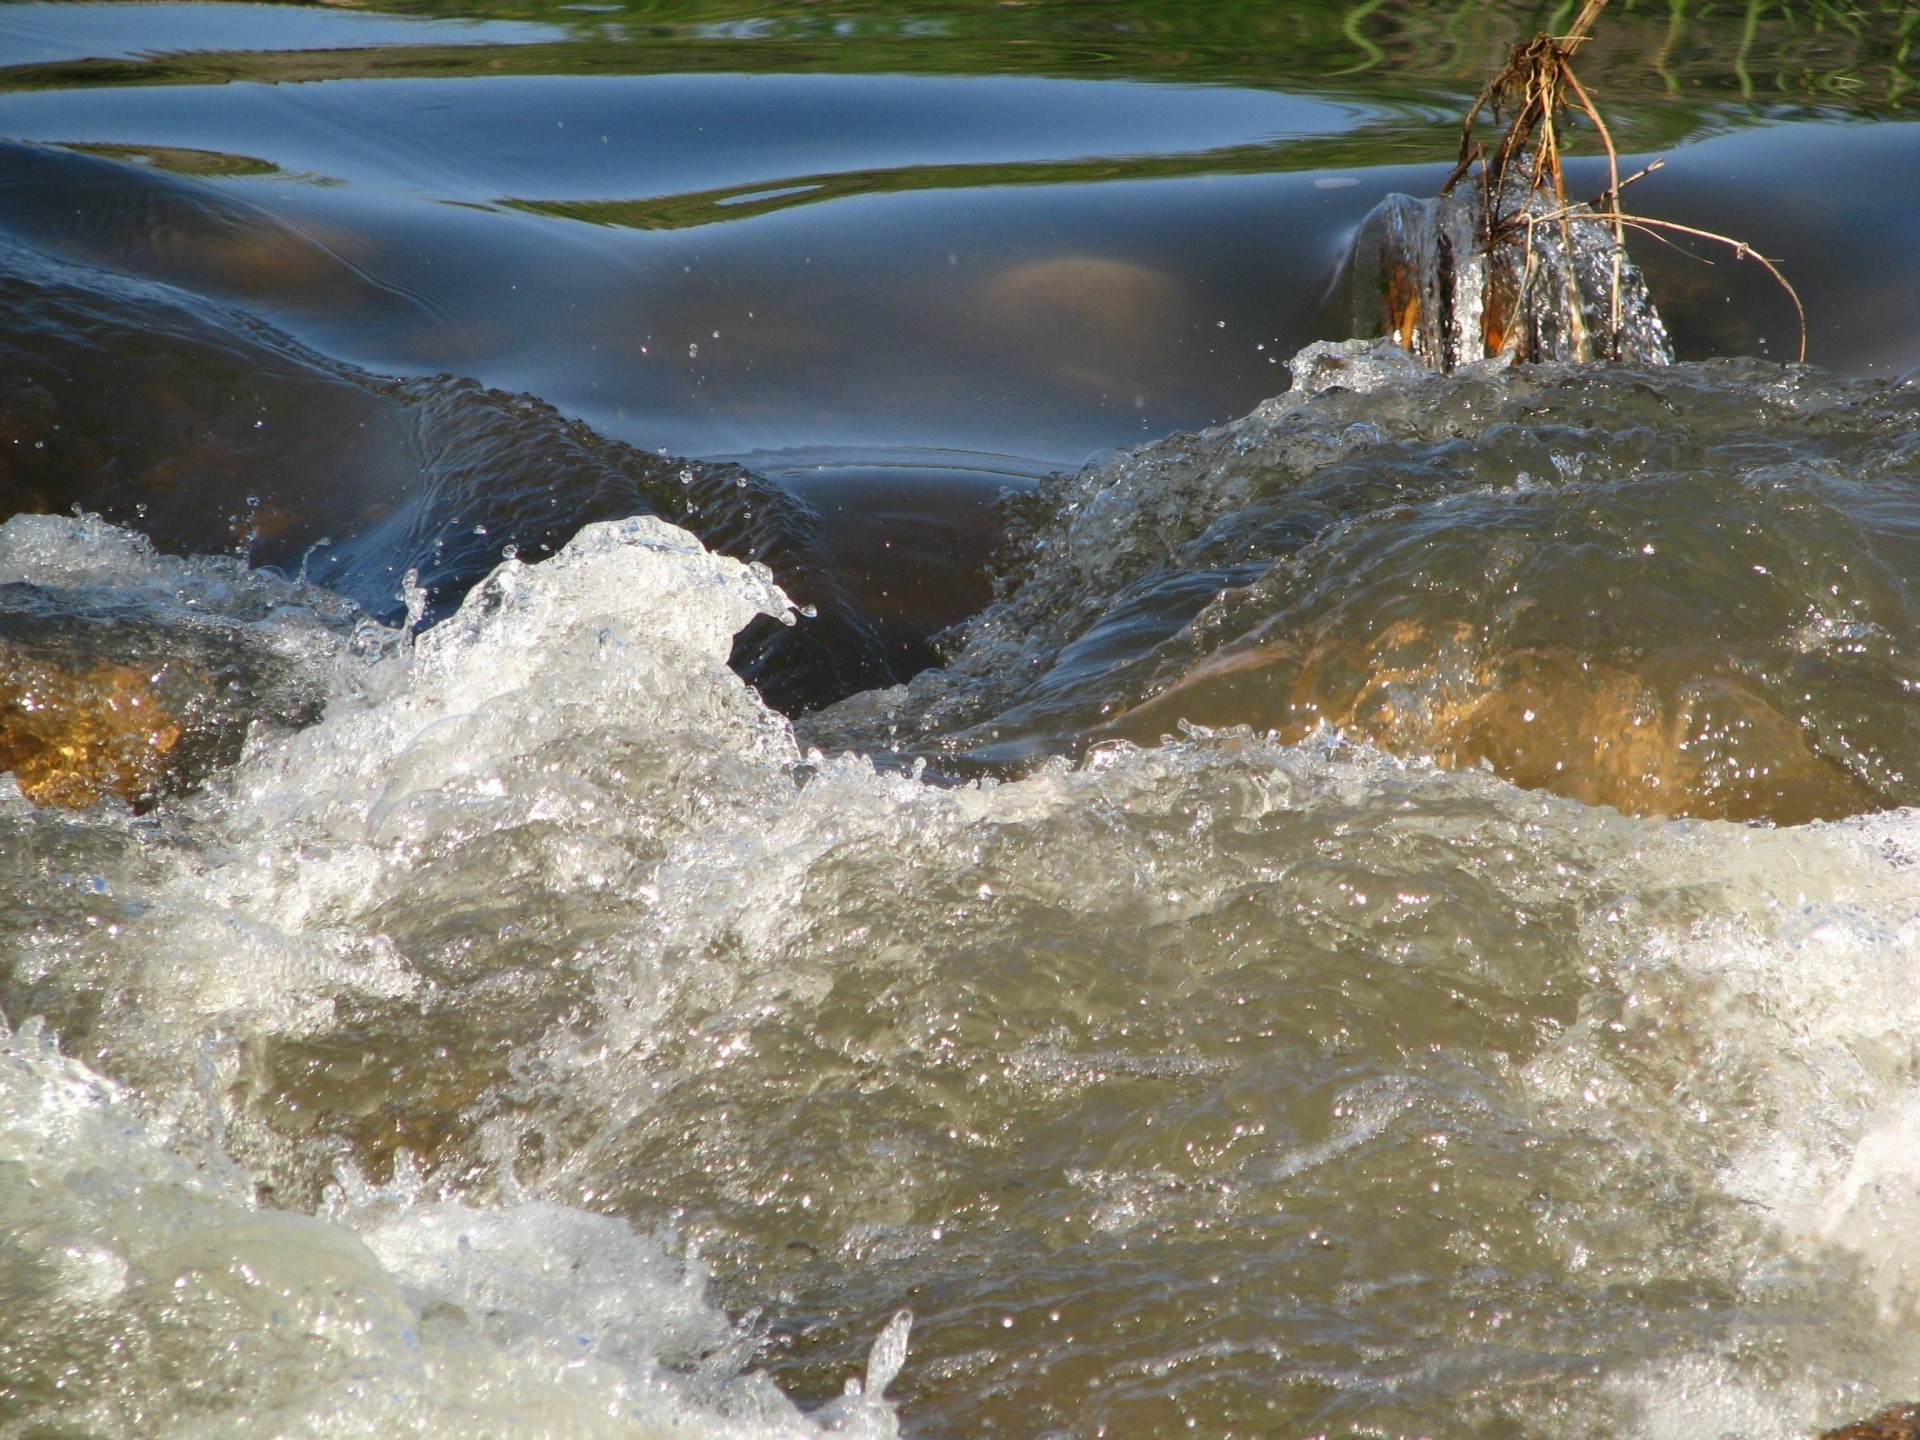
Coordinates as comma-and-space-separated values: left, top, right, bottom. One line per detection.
1524, 206, 1809, 361
1435, 0, 1801, 366
1557, 60, 1624, 334
1441, 1, 1618, 360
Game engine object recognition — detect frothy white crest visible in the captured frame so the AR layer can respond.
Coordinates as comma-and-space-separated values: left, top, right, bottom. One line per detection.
0, 510, 198, 590
72, 517, 804, 1062
0, 510, 357, 630
419, 516, 794, 690
1675, 826, 1920, 1331
3, 518, 817, 1301
1518, 809, 1920, 1395
232, 515, 798, 842
1601, 1353, 1822, 1440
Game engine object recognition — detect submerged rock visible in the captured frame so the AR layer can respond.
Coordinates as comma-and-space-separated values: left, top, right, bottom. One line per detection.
1824, 1405, 1920, 1440
0, 601, 328, 811
0, 646, 184, 809
805, 354, 1920, 825
1096, 616, 1873, 825
0, 514, 345, 809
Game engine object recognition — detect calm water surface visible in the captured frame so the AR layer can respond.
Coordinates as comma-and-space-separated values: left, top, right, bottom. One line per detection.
6, 4, 1920, 1437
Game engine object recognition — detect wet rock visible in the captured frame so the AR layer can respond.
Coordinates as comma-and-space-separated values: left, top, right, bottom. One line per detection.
0, 646, 183, 808
979, 254, 1189, 394
811, 353, 1920, 826
1823, 1404, 1920, 1440
1099, 619, 1874, 824
0, 578, 333, 810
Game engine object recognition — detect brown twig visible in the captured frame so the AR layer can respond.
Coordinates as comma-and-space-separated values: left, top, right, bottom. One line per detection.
1558, 58, 1624, 334
1594, 157, 1665, 208
1436, 0, 1800, 366
1440, 2, 1616, 359
1522, 206, 1809, 361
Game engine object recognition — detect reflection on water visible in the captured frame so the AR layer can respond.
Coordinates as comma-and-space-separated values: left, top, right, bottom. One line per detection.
0, 70, 1381, 463
6, 71, 1920, 683
6, 0, 1914, 106
0, 0, 566, 66
7, 2, 1920, 1438
4, 6, 1919, 507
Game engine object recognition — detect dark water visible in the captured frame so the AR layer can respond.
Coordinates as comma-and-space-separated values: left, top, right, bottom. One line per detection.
8, 4, 1920, 1438
5, 0, 1920, 696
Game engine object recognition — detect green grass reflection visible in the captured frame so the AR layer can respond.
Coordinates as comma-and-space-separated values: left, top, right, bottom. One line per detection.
3, 0, 1913, 119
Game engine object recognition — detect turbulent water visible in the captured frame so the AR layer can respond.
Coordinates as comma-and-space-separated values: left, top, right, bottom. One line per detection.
13, 2, 1920, 1434
10, 342, 1920, 1437
0, 209, 893, 714
809, 348, 1920, 820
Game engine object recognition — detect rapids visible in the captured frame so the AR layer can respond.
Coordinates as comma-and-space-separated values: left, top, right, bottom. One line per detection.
10, 343, 1920, 1436
808, 345, 1920, 825
10, 3, 1920, 1436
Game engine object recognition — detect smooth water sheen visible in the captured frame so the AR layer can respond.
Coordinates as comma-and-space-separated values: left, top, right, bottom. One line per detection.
7, 3, 1920, 1438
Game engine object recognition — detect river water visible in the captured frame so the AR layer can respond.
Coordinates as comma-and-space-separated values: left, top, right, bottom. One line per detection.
6, 3, 1920, 1437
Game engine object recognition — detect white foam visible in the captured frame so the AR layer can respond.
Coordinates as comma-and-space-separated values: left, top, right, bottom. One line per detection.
0, 1014, 907, 1440
14, 517, 807, 1086
16, 507, 1920, 1435
228, 515, 798, 845
0, 509, 358, 630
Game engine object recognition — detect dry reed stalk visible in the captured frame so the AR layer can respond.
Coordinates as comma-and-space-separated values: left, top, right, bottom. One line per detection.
1444, 0, 1806, 363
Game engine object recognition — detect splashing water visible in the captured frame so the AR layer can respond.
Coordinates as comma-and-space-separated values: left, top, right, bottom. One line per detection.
1347, 165, 1674, 369
8, 351, 1920, 1437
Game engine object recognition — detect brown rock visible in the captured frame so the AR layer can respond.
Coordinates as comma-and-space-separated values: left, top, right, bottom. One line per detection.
0, 645, 184, 809
1822, 1403, 1920, 1440
1099, 619, 1874, 825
